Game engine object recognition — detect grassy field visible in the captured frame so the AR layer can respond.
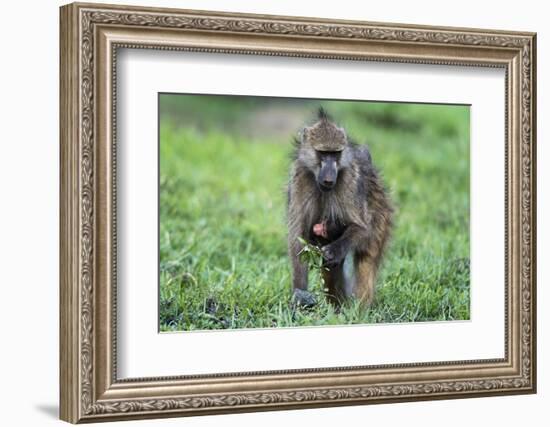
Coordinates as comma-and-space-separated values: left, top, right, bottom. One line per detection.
159, 95, 470, 332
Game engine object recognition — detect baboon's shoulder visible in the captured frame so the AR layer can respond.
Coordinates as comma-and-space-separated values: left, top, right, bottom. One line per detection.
353, 143, 373, 167
287, 163, 316, 197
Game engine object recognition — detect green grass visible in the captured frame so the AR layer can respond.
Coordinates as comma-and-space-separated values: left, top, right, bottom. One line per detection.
159, 96, 470, 332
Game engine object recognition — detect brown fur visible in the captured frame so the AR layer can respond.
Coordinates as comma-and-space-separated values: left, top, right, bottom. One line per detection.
287, 109, 393, 306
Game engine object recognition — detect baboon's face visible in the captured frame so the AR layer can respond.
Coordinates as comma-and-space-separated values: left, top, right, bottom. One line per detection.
298, 113, 352, 192
298, 143, 352, 192
316, 151, 340, 192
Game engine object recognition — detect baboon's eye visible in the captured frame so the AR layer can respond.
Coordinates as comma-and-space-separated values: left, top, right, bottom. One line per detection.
316, 150, 341, 161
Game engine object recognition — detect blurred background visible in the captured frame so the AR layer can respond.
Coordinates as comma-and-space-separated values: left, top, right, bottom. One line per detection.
159, 94, 470, 331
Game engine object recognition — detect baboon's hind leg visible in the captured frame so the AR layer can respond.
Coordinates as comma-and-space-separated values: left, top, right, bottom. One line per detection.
353, 254, 378, 306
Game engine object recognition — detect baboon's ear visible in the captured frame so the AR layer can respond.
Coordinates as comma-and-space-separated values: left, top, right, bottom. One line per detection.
337, 126, 347, 141
301, 126, 312, 144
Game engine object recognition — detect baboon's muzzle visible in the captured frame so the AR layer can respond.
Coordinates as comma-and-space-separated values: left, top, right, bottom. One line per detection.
318, 158, 338, 191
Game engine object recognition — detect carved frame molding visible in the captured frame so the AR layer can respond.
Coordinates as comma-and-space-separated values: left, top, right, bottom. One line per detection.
60, 2, 536, 423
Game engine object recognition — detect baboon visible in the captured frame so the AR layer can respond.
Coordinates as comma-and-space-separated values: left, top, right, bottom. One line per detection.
287, 108, 393, 307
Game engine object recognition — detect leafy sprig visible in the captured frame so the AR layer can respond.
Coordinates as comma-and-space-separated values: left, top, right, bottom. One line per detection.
297, 237, 329, 292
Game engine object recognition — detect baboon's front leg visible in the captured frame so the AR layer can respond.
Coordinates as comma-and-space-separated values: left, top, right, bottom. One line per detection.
322, 264, 346, 305
290, 245, 308, 291
321, 223, 383, 306
289, 236, 317, 308
321, 224, 368, 266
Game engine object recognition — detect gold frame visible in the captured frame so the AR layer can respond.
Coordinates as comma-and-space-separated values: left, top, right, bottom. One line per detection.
59, 2, 537, 423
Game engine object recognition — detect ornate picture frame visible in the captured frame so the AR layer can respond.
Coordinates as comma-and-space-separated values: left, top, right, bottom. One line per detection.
60, 2, 536, 423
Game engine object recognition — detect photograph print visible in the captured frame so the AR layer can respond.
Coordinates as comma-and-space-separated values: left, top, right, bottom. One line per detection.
159, 94, 470, 332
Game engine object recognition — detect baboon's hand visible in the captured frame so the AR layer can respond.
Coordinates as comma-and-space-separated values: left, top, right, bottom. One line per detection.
321, 241, 348, 265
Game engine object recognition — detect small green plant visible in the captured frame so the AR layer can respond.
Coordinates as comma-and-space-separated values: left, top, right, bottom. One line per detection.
297, 237, 328, 291
297, 237, 324, 269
